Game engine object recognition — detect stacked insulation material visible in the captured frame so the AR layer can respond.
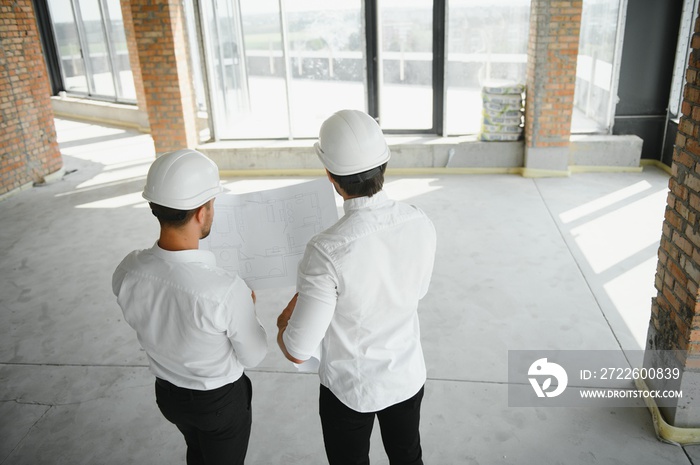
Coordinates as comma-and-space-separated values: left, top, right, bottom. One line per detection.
480, 81, 525, 141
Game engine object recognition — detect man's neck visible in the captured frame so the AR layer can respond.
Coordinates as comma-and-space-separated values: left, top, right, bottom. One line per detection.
157, 228, 200, 252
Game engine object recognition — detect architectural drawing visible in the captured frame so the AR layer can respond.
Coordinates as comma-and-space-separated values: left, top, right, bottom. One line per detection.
201, 178, 339, 290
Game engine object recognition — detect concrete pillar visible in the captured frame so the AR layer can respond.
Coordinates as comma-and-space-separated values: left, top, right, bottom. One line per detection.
130, 0, 199, 154
645, 13, 700, 428
0, 0, 62, 196
523, 0, 582, 177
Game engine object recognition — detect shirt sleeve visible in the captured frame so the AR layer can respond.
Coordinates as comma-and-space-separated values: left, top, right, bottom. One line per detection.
283, 242, 338, 361
112, 254, 132, 297
418, 216, 438, 299
225, 278, 268, 368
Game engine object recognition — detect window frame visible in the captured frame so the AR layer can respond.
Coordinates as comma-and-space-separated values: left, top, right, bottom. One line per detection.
669, 0, 700, 122
38, 0, 136, 104
196, 0, 449, 139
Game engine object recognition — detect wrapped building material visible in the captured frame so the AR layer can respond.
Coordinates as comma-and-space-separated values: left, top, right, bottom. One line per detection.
480, 81, 525, 142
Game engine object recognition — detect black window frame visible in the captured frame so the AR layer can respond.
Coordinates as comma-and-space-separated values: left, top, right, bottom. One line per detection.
365, 0, 447, 136
34, 0, 137, 104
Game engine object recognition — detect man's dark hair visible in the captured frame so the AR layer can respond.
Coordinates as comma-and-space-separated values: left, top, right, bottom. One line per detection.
149, 202, 199, 228
329, 163, 387, 198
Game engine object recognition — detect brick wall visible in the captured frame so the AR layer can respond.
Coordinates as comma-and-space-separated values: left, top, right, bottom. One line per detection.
644, 13, 700, 428
524, 0, 582, 165
649, 16, 700, 360
0, 0, 62, 196
130, 0, 198, 154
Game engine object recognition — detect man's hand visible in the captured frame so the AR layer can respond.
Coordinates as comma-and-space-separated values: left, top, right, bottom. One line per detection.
277, 293, 298, 331
277, 293, 303, 364
251, 291, 256, 304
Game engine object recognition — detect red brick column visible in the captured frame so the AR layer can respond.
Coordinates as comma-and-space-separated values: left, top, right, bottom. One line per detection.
0, 0, 62, 196
523, 0, 582, 177
130, 0, 199, 154
645, 13, 700, 428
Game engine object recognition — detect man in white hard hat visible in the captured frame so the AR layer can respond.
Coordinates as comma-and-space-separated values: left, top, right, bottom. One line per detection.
276, 110, 437, 465
113, 149, 267, 465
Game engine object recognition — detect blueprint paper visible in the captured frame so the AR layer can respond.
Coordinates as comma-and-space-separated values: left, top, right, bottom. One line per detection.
200, 178, 339, 290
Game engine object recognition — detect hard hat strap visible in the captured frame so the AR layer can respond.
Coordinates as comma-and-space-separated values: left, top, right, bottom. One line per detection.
339, 166, 382, 184
150, 204, 188, 222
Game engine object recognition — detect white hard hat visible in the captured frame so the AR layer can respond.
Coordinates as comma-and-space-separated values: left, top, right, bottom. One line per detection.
142, 149, 223, 210
314, 110, 390, 176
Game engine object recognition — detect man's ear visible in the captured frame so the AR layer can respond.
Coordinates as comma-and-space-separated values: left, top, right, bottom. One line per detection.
194, 204, 207, 225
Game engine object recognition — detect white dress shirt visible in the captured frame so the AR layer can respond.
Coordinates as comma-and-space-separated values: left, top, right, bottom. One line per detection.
283, 190, 436, 412
113, 243, 268, 390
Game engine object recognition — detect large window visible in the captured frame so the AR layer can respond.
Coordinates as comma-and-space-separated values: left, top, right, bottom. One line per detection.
445, 0, 530, 135
191, 0, 533, 139
39, 0, 631, 138
198, 0, 365, 139
379, 0, 434, 130
571, 0, 625, 134
46, 0, 136, 102
286, 1, 366, 136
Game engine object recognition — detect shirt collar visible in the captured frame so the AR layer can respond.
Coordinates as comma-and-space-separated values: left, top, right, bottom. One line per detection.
343, 190, 389, 214
148, 241, 217, 266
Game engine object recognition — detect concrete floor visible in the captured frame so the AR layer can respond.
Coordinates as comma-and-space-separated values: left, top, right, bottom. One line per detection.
1, 118, 698, 464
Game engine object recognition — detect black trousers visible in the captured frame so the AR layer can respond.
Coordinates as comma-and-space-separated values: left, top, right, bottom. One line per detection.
319, 384, 424, 465
155, 374, 252, 465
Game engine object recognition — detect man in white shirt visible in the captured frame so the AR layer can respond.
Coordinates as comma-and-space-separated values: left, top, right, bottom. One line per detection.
113, 149, 267, 465
277, 110, 436, 465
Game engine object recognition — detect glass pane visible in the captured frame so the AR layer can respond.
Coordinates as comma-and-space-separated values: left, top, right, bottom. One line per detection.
203, 0, 288, 138
239, 0, 288, 137
77, 0, 116, 97
571, 0, 621, 134
286, 0, 366, 138
104, 0, 135, 101
379, 0, 433, 130
184, 0, 208, 113
445, 0, 530, 135
47, 0, 88, 94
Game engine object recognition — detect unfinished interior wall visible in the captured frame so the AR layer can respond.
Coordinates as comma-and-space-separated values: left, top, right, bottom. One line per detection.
0, 0, 62, 196
645, 10, 700, 428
